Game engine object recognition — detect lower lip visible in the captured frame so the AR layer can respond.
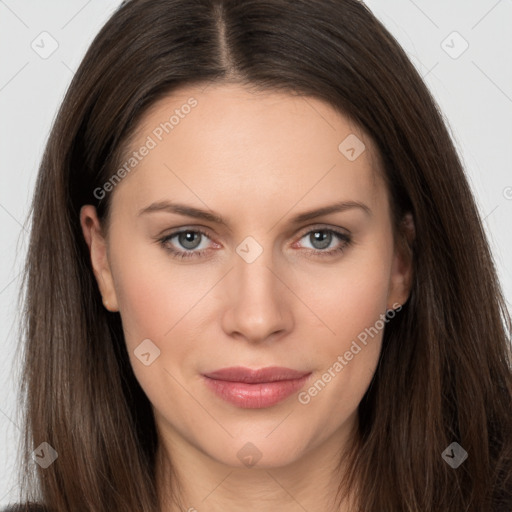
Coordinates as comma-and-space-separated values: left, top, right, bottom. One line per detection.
202, 374, 311, 409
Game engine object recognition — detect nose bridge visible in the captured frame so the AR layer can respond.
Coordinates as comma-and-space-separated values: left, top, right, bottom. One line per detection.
222, 234, 292, 342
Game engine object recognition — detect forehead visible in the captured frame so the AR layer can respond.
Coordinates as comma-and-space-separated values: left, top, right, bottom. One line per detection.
111, 83, 385, 215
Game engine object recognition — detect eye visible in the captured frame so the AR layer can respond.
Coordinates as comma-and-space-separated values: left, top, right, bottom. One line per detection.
158, 228, 214, 260
294, 227, 352, 258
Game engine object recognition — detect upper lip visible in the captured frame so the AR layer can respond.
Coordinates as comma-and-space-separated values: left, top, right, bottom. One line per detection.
203, 366, 311, 383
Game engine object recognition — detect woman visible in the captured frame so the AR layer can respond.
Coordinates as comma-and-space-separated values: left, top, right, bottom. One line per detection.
6, 0, 512, 510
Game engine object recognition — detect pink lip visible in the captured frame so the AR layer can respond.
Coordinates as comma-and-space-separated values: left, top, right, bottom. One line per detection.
202, 366, 312, 409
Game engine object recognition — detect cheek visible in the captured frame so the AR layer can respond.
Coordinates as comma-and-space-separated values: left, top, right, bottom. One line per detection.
296, 241, 392, 407
302, 247, 393, 348
109, 236, 204, 358
110, 250, 208, 408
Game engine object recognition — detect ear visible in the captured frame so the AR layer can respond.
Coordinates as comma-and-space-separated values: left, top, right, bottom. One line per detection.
80, 205, 119, 312
387, 212, 415, 310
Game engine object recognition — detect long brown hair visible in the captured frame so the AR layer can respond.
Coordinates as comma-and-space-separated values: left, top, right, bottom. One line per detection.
13, 0, 512, 510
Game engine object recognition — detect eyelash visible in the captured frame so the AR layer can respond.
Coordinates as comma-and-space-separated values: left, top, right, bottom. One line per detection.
157, 226, 352, 261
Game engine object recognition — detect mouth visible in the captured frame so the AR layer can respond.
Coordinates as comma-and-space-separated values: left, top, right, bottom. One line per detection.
202, 366, 312, 409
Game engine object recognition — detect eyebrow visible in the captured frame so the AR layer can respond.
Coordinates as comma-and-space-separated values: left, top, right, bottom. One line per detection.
137, 199, 372, 227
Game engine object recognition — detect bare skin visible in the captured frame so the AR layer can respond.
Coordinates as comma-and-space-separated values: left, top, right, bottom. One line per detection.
80, 83, 414, 511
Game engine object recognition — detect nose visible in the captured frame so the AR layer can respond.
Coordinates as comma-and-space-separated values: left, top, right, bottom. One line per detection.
220, 249, 294, 344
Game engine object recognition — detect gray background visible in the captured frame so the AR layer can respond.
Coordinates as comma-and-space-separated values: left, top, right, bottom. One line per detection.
1, 0, 511, 503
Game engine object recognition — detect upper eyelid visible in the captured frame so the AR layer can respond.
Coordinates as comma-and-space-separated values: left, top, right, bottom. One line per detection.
165, 223, 349, 236
297, 224, 350, 236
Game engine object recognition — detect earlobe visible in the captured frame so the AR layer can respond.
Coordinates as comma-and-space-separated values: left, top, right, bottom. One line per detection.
79, 205, 119, 312
387, 212, 415, 309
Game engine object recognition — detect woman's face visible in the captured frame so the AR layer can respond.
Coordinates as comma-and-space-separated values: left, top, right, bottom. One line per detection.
81, 83, 412, 470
